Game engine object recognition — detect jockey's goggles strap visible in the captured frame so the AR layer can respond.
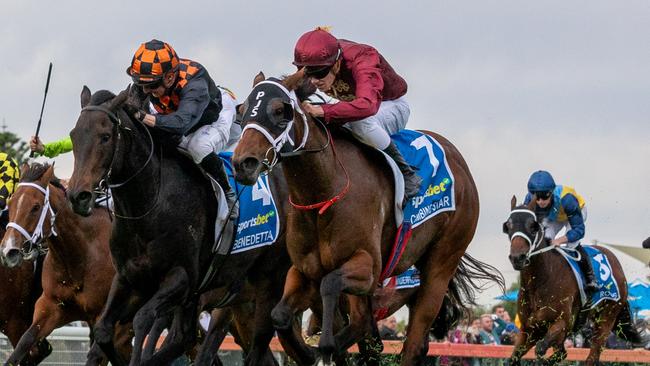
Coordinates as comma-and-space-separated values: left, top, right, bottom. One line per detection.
6, 182, 57, 244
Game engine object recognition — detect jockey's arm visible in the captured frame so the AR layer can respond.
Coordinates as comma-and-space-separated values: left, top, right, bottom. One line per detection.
321, 49, 383, 124
40, 136, 74, 158
562, 194, 586, 243
153, 78, 210, 135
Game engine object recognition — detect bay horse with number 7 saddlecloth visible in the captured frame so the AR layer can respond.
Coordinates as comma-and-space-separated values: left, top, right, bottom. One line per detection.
232, 71, 502, 365
503, 196, 640, 366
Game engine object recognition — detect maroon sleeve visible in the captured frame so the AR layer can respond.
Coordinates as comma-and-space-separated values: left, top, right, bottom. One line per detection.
322, 48, 384, 124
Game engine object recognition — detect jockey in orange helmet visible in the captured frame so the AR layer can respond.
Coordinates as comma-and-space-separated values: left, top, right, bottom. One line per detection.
293, 28, 422, 201
126, 39, 239, 215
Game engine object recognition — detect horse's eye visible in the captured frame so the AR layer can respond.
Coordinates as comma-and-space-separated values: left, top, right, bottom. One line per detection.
31, 204, 41, 214
100, 134, 111, 143
274, 107, 284, 116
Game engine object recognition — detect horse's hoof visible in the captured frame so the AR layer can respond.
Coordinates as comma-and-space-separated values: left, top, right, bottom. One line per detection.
317, 360, 335, 366
270, 306, 292, 330
93, 325, 113, 345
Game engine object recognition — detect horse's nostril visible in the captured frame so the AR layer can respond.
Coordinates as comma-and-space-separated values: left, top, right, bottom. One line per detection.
242, 157, 259, 171
4, 249, 23, 268
77, 191, 92, 203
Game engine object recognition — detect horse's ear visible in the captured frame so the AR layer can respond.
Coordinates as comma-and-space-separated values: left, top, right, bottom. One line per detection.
20, 163, 29, 178
42, 163, 55, 184
510, 195, 517, 210
108, 88, 129, 111
502, 220, 510, 234
642, 237, 650, 249
81, 86, 91, 108
253, 71, 265, 86
526, 196, 537, 211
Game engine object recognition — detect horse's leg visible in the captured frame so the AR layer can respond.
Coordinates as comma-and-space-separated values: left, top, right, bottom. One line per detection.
534, 319, 568, 363
144, 301, 197, 366
141, 314, 171, 363
399, 246, 464, 366
4, 298, 65, 366
545, 344, 568, 366
584, 308, 618, 366
356, 309, 383, 366
272, 265, 318, 365
23, 339, 54, 366
195, 308, 233, 366
319, 250, 375, 365
2, 320, 53, 366
510, 328, 537, 366
92, 275, 143, 366
129, 266, 190, 366
244, 279, 283, 366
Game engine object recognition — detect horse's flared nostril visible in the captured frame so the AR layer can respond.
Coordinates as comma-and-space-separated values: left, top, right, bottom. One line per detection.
3, 249, 23, 268
68, 190, 93, 216
234, 157, 261, 185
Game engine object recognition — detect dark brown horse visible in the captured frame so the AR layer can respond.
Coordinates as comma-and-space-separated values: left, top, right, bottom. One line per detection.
65, 87, 315, 366
0, 163, 132, 365
232, 72, 501, 365
0, 228, 51, 365
503, 196, 639, 366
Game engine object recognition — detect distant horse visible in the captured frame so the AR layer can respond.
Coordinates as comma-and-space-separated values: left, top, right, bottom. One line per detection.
0, 163, 132, 365
0, 228, 51, 365
66, 87, 314, 366
232, 72, 502, 365
503, 196, 639, 366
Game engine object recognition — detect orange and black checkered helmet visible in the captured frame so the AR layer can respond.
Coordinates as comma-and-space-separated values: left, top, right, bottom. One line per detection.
126, 39, 180, 85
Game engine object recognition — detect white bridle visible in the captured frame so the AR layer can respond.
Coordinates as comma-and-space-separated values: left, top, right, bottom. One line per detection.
240, 80, 310, 169
6, 182, 57, 246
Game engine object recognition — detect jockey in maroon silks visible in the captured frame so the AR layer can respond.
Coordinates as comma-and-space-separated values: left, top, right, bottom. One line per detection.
294, 27, 422, 201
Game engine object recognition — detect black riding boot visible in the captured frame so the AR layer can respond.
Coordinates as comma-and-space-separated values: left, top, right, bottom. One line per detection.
576, 245, 599, 294
383, 142, 423, 202
200, 154, 238, 220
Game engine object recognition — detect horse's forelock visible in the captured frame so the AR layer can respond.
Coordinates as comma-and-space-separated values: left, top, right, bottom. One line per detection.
20, 163, 65, 191
282, 70, 303, 90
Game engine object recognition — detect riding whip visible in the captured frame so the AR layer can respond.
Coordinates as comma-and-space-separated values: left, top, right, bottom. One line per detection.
30, 62, 53, 158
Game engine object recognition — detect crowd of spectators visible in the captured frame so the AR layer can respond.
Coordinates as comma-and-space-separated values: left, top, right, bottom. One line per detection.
375, 304, 650, 366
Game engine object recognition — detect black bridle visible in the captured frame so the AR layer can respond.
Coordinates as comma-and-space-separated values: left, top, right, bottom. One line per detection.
80, 104, 162, 220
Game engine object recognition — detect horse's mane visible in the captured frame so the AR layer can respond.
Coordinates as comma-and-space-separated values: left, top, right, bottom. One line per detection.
90, 90, 116, 106
20, 163, 65, 191
282, 70, 316, 102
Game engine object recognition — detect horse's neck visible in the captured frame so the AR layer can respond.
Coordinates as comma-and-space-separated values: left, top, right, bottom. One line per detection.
283, 118, 343, 203
47, 186, 92, 281
522, 251, 557, 290
110, 125, 162, 216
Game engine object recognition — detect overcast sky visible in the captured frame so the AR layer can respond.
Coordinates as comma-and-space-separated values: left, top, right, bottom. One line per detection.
1, 1, 649, 305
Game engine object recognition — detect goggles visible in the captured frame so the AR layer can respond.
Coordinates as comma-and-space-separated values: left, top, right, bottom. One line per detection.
533, 191, 552, 200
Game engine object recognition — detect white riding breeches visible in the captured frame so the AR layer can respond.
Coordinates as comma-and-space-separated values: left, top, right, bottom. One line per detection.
151, 87, 239, 163
309, 91, 410, 150
179, 88, 239, 163
344, 97, 410, 150
542, 206, 588, 249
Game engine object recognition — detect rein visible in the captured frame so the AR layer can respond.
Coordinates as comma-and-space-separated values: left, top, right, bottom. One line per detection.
240, 80, 350, 214
6, 182, 55, 257
80, 104, 162, 220
287, 130, 351, 215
